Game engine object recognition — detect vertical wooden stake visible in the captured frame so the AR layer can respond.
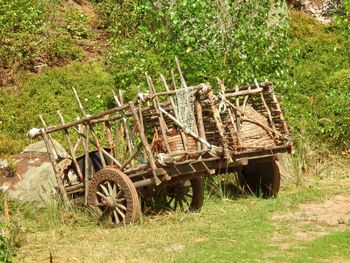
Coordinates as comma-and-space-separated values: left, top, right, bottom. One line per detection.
194, 94, 207, 150
129, 103, 163, 185
217, 78, 242, 148
112, 90, 134, 163
146, 74, 171, 153
72, 87, 106, 168
39, 115, 68, 202
104, 120, 115, 158
57, 111, 83, 181
160, 74, 188, 151
84, 125, 90, 205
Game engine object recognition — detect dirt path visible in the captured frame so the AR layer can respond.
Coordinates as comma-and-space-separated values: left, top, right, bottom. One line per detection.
272, 193, 350, 247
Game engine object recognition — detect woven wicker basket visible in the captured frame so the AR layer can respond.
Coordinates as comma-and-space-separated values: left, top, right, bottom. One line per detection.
168, 134, 198, 161
236, 105, 276, 148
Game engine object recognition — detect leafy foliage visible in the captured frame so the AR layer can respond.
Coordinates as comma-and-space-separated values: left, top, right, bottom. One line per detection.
0, 0, 96, 86
0, 62, 115, 155
97, 0, 290, 97
280, 11, 350, 148
0, 0, 48, 68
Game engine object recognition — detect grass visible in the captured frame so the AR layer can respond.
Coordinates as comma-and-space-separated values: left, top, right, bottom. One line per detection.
0, 61, 115, 156
0, 7, 349, 263
3, 158, 348, 263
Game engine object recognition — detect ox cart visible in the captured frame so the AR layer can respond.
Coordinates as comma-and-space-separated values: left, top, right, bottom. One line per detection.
28, 59, 292, 226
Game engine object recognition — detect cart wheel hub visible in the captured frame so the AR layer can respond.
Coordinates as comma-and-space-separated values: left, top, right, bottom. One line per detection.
105, 195, 117, 208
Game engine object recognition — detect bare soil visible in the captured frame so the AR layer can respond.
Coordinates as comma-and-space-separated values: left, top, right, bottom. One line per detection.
272, 193, 350, 247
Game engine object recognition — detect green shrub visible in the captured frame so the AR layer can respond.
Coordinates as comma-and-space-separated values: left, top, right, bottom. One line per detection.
0, 0, 96, 85
0, 62, 115, 155
64, 9, 93, 39
280, 11, 350, 148
0, 0, 48, 69
48, 36, 83, 63
98, 0, 290, 97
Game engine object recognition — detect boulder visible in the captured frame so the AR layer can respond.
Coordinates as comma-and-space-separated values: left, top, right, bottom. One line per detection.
0, 140, 68, 202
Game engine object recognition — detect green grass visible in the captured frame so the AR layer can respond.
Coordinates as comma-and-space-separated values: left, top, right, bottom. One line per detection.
4, 163, 349, 263
0, 61, 115, 156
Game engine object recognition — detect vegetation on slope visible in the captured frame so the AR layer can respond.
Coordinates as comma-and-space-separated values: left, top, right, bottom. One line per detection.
0, 1, 349, 261
282, 10, 350, 149
0, 0, 106, 87
97, 0, 290, 95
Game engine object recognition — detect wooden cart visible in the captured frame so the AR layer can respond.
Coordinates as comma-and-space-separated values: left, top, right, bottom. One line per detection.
28, 59, 292, 226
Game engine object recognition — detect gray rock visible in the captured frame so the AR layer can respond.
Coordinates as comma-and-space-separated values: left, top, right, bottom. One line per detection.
8, 162, 57, 202
22, 139, 68, 158
1, 140, 70, 203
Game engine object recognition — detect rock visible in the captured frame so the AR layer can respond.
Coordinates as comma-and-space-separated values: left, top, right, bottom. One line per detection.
22, 139, 68, 158
0, 140, 69, 202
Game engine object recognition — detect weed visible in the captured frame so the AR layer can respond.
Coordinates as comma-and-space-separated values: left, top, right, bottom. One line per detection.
64, 9, 93, 40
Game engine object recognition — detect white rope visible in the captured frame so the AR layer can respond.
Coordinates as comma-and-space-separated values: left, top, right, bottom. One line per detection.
136, 92, 149, 103
218, 92, 227, 113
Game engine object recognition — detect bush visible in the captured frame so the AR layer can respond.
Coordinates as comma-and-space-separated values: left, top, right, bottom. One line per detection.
0, 0, 48, 68
280, 11, 350, 148
97, 0, 290, 97
0, 0, 96, 86
0, 62, 115, 154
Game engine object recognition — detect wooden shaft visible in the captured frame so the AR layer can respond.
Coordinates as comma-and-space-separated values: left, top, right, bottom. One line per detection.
57, 111, 83, 181
28, 104, 128, 139
104, 120, 115, 158
146, 74, 171, 153
129, 103, 162, 185
138, 104, 147, 162
72, 88, 106, 169
159, 106, 212, 149
224, 81, 272, 94
217, 78, 241, 148
175, 57, 187, 88
224, 87, 263, 97
270, 87, 290, 136
39, 115, 68, 202
194, 95, 207, 150
84, 125, 90, 205
235, 86, 241, 133
208, 91, 231, 160
73, 120, 84, 154
260, 92, 276, 139
115, 122, 122, 160
160, 74, 188, 151
112, 90, 134, 158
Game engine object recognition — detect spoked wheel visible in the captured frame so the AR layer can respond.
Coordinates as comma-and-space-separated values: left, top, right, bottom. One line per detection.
240, 157, 280, 198
164, 177, 204, 212
142, 177, 204, 213
87, 167, 139, 226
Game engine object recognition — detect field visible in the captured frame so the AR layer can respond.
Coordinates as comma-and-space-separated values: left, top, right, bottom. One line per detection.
0, 1, 349, 262
7, 157, 348, 262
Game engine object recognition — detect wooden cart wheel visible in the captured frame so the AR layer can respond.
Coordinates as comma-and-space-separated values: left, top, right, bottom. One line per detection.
240, 157, 280, 198
140, 177, 204, 214
87, 167, 139, 226
164, 177, 204, 212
